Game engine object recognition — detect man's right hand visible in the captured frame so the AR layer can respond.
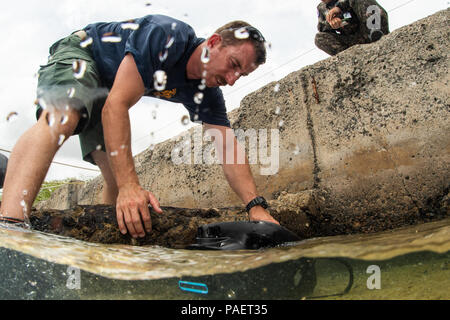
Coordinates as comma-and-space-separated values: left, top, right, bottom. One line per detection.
326, 7, 343, 29
115, 182, 163, 238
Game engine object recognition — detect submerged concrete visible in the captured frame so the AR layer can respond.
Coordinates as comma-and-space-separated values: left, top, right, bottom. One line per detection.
37, 9, 449, 237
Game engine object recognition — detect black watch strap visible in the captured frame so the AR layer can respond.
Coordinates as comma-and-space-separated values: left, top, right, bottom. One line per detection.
246, 196, 268, 213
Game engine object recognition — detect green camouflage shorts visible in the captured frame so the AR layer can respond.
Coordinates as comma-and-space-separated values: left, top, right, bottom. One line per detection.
36, 32, 107, 165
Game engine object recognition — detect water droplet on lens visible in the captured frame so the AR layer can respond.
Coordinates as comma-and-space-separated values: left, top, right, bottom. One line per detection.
152, 110, 157, 119
165, 35, 174, 49
153, 70, 167, 91
121, 21, 140, 30
171, 22, 177, 30
36, 97, 49, 110
149, 143, 155, 150
47, 113, 56, 127
67, 87, 76, 98
274, 106, 281, 115
6, 111, 18, 123
110, 150, 118, 156
96, 144, 102, 151
194, 114, 199, 121
181, 115, 189, 125
58, 134, 65, 146
72, 59, 87, 79
80, 37, 93, 48
200, 47, 210, 64
227, 289, 236, 299
198, 81, 206, 91
120, 144, 126, 149
159, 49, 168, 62
60, 114, 69, 125
278, 120, 284, 127
22, 190, 28, 196
101, 32, 122, 43
234, 27, 249, 40
293, 145, 300, 155
193, 92, 204, 104
274, 83, 280, 92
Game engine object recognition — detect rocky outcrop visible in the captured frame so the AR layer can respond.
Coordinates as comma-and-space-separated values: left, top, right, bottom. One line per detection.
37, 9, 449, 237
29, 198, 311, 248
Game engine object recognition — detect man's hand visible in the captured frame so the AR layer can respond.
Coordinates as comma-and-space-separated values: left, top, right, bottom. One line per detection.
326, 7, 343, 29
101, 54, 162, 239
116, 182, 163, 238
249, 206, 279, 225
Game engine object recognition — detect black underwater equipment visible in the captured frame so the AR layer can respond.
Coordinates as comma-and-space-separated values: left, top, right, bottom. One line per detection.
307, 258, 354, 299
186, 221, 301, 250
178, 258, 318, 299
181, 221, 354, 299
177, 257, 354, 300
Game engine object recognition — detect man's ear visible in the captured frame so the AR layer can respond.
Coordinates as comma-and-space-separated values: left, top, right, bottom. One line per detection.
207, 33, 222, 48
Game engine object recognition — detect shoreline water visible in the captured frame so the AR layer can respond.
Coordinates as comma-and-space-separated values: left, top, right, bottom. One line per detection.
0, 217, 449, 299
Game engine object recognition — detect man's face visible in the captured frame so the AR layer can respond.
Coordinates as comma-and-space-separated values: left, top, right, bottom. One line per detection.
204, 37, 258, 88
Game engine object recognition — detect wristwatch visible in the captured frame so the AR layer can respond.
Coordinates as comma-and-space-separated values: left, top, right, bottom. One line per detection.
246, 196, 268, 213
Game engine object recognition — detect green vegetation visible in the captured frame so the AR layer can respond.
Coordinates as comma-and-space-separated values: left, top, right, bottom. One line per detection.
0, 178, 82, 205
33, 179, 80, 205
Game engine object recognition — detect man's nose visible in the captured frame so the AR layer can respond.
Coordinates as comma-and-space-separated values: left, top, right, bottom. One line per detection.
226, 72, 240, 86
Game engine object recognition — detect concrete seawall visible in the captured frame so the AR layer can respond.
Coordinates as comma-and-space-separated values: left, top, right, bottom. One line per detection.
38, 9, 449, 235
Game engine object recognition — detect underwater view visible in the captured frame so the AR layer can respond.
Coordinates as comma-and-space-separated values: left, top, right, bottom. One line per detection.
1, 217, 448, 300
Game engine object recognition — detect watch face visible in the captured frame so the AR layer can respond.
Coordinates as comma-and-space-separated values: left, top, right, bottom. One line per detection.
255, 197, 268, 208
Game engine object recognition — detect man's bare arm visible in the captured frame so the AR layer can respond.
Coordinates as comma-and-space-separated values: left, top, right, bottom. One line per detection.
203, 123, 279, 224
102, 53, 162, 238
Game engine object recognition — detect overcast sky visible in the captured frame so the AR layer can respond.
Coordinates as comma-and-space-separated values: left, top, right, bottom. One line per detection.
0, 0, 447, 184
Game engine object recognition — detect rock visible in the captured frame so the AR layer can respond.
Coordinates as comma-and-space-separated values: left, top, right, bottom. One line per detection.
29, 201, 311, 248
275, 190, 316, 212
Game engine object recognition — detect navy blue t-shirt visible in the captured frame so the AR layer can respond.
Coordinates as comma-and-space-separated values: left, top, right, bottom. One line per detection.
84, 14, 230, 127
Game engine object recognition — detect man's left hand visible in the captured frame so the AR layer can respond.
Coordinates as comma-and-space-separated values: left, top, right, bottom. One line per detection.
249, 206, 280, 225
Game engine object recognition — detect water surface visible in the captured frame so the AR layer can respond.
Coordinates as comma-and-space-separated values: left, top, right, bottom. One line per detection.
0, 218, 448, 299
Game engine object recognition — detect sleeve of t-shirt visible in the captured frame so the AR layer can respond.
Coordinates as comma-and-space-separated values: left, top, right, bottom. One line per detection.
186, 88, 231, 128
317, 6, 327, 32
124, 19, 168, 90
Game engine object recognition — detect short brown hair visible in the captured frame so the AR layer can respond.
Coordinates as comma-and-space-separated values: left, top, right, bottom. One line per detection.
214, 21, 267, 65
